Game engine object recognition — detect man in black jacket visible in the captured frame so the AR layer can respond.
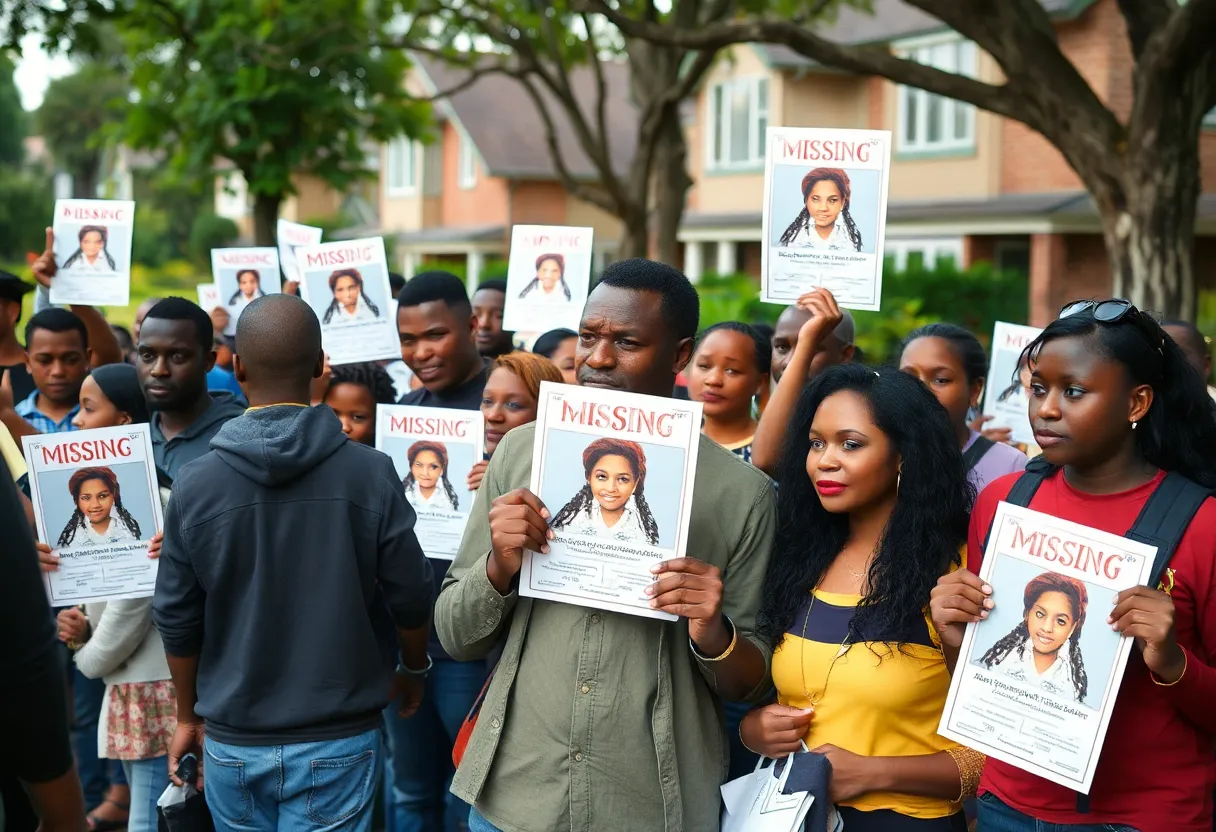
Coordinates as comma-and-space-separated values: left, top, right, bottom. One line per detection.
154, 294, 433, 830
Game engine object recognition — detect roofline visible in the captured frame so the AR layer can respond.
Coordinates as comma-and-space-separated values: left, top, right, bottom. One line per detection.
408, 53, 493, 177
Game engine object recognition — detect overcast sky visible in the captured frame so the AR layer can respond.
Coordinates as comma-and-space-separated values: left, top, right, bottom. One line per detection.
13, 33, 74, 112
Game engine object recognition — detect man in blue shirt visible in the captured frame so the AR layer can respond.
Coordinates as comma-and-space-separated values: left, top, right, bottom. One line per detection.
13, 308, 88, 435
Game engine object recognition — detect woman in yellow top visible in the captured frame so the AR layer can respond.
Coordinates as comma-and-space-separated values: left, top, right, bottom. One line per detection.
740, 361, 982, 831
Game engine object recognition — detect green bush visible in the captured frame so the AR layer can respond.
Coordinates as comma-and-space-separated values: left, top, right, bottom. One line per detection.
0, 170, 54, 262
188, 214, 240, 265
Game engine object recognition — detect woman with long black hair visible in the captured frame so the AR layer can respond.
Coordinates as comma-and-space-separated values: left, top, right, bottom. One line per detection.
932, 299, 1216, 832
739, 364, 980, 830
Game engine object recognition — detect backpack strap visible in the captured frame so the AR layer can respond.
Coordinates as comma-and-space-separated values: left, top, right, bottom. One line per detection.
1125, 471, 1212, 589
962, 436, 996, 473
980, 457, 1057, 551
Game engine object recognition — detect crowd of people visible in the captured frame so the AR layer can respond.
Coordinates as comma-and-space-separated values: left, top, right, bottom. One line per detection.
2, 226, 1216, 832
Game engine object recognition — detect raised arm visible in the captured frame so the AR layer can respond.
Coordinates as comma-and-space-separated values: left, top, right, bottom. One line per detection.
750, 290, 843, 477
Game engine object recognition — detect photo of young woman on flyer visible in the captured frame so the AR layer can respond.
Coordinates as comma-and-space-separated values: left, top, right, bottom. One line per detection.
62, 225, 118, 272
977, 572, 1090, 704
403, 440, 461, 512
518, 253, 572, 302
550, 437, 661, 545
56, 466, 143, 547
322, 268, 381, 324
778, 168, 864, 252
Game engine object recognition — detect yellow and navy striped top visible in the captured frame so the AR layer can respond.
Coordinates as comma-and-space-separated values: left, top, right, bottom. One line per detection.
771, 588, 963, 820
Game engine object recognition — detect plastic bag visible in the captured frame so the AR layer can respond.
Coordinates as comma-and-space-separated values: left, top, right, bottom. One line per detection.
156, 755, 214, 832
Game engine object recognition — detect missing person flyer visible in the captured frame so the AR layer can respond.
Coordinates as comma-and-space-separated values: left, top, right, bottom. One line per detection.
51, 199, 136, 306
375, 405, 484, 561
981, 322, 1043, 446
23, 426, 164, 606
196, 283, 221, 314
502, 224, 594, 333
297, 237, 400, 365
211, 247, 282, 337
760, 127, 891, 311
276, 219, 323, 285
938, 502, 1155, 792
522, 382, 703, 620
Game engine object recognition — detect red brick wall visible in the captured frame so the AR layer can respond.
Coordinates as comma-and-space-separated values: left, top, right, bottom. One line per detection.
963, 236, 996, 268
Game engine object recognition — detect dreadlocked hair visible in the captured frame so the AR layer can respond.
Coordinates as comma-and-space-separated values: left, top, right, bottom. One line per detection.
57, 467, 141, 548
403, 440, 460, 510
980, 572, 1089, 702
778, 168, 863, 251
757, 364, 973, 653
1021, 303, 1216, 488
550, 438, 660, 545
328, 362, 398, 405
519, 253, 572, 301
323, 268, 381, 324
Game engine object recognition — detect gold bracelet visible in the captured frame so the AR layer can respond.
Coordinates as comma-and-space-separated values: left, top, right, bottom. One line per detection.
1151, 651, 1188, 687
945, 746, 985, 802
692, 616, 737, 662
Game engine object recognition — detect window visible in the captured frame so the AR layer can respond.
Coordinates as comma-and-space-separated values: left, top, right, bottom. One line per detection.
385, 137, 416, 197
896, 36, 977, 153
707, 77, 769, 170
458, 133, 478, 189
885, 237, 963, 270
1205, 107, 1216, 128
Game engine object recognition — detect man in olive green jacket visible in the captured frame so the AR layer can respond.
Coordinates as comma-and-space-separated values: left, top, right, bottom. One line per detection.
436, 259, 777, 832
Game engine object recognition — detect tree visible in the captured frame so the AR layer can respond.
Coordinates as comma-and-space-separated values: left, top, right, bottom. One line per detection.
36, 63, 127, 197
401, 0, 732, 261
8, 0, 430, 246
0, 52, 25, 166
589, 0, 1216, 317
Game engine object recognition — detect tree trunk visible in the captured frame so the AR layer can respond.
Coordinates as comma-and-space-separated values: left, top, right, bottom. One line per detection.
253, 192, 282, 247
617, 212, 651, 260
74, 156, 99, 199
652, 105, 693, 267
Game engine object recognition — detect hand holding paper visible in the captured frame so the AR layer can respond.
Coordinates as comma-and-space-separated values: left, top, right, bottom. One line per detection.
739, 704, 815, 757
794, 288, 844, 352
929, 569, 994, 651
647, 557, 726, 647
1109, 585, 1185, 682
31, 227, 56, 287
487, 488, 553, 595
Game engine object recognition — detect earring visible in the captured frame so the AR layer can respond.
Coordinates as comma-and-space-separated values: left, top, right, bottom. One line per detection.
1132, 421, 1139, 431
896, 470, 902, 492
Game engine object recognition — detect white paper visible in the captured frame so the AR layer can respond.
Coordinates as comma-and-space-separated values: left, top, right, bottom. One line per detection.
502, 225, 594, 332
276, 219, 324, 285
210, 248, 282, 337
981, 322, 1043, 446
50, 199, 136, 306
297, 237, 400, 365
375, 406, 484, 561
23, 426, 164, 605
196, 283, 221, 313
938, 502, 1155, 792
760, 127, 891, 310
522, 382, 702, 620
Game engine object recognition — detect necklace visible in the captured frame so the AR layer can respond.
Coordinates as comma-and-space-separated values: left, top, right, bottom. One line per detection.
797, 588, 854, 709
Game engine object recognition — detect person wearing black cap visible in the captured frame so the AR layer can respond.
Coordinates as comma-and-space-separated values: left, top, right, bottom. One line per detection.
0, 270, 38, 403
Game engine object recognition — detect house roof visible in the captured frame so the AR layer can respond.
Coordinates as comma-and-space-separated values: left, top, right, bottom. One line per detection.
413, 54, 638, 181
753, 0, 1098, 69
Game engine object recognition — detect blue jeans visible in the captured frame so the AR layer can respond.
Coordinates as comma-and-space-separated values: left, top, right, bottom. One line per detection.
122, 756, 168, 832
977, 793, 1139, 832
383, 657, 487, 832
466, 807, 501, 832
72, 666, 125, 808
723, 699, 761, 783
204, 728, 382, 831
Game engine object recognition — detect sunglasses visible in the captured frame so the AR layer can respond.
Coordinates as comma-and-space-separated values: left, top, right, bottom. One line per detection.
1058, 299, 1164, 352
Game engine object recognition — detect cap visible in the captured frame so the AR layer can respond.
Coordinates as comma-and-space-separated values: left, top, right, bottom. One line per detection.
0, 270, 35, 303
833, 309, 856, 347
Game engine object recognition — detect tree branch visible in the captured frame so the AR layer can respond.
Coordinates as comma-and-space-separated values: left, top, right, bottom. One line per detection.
1115, 0, 1173, 59
1150, 0, 1216, 74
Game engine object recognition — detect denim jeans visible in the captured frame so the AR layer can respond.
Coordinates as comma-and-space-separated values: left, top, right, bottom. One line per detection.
722, 699, 761, 783
72, 666, 125, 807
204, 728, 382, 831
121, 756, 169, 832
383, 657, 487, 832
466, 807, 501, 832
977, 793, 1140, 832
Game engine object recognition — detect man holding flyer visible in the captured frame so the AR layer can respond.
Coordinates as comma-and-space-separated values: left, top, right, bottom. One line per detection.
436, 258, 776, 832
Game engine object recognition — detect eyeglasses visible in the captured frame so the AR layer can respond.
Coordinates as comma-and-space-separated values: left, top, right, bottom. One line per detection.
1058, 298, 1164, 352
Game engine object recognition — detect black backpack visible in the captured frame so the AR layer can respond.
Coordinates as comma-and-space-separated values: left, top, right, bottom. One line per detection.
962, 436, 996, 473
986, 456, 1211, 811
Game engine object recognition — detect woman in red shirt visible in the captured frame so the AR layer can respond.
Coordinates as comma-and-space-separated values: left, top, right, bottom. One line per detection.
931, 300, 1216, 832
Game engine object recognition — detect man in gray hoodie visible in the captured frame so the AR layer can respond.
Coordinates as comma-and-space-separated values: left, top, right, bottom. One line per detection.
153, 294, 433, 830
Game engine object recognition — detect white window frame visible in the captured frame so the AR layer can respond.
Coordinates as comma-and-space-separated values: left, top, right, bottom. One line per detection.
458, 132, 478, 189
884, 237, 963, 270
705, 76, 769, 171
894, 34, 978, 154
1204, 107, 1216, 128
385, 137, 417, 198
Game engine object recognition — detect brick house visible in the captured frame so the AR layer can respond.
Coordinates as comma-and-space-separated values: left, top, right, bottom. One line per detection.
375, 55, 629, 288
680, 0, 1216, 324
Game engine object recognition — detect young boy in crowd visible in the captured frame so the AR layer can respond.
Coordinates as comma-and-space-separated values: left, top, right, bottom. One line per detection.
471, 278, 515, 358
134, 298, 245, 478
154, 294, 433, 830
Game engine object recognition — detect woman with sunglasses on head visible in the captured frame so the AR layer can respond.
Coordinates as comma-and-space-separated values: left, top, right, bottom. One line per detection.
740, 364, 981, 830
931, 299, 1216, 832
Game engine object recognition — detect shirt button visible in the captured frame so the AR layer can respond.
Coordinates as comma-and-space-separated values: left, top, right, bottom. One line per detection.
590, 614, 600, 624
580, 684, 591, 694
574, 751, 584, 762
490, 717, 501, 730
